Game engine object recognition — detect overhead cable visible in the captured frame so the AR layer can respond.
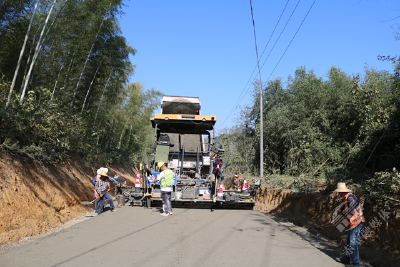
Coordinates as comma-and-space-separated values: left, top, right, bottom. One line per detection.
217, 0, 290, 130
265, 0, 316, 83
232, 0, 301, 118
218, 0, 316, 131
259, 0, 301, 70
250, 0, 264, 178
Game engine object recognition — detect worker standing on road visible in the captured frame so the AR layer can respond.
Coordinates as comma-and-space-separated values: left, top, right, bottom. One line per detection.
153, 162, 174, 216
94, 168, 120, 215
328, 182, 365, 267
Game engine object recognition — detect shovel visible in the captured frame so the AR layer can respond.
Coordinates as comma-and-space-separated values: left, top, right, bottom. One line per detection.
81, 186, 116, 205
81, 199, 96, 205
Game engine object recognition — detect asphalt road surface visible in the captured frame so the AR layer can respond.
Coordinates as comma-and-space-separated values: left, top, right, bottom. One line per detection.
0, 206, 344, 267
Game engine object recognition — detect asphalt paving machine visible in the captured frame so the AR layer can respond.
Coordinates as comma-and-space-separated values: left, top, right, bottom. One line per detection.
118, 95, 256, 208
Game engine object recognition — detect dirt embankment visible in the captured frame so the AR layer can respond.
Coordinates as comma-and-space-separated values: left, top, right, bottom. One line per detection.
0, 151, 137, 247
255, 187, 400, 267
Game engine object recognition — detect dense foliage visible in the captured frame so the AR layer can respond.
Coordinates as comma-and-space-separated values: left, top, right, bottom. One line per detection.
0, 0, 162, 165
221, 60, 400, 199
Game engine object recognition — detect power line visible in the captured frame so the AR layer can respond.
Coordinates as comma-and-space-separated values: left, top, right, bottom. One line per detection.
258, 0, 291, 66
249, 0, 264, 178
260, 0, 301, 70
249, 0, 262, 84
217, 0, 316, 130
228, 0, 300, 108
232, 0, 301, 120
242, 0, 291, 96
265, 0, 316, 83
217, 0, 290, 130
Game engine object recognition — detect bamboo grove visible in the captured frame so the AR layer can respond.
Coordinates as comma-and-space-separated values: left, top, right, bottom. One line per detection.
220, 62, 400, 199
0, 0, 162, 164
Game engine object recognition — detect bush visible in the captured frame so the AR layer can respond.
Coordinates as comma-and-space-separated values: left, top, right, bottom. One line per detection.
1, 88, 84, 162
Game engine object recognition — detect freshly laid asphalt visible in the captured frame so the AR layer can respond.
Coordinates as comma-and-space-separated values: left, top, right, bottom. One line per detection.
0, 206, 344, 267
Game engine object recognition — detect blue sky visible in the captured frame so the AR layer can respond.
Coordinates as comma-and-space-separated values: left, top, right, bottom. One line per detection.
119, 0, 399, 133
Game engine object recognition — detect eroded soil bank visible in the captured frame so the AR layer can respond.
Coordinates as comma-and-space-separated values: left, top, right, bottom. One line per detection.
255, 187, 400, 267
0, 151, 137, 247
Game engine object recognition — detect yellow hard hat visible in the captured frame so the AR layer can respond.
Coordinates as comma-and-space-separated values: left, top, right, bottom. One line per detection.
157, 162, 165, 169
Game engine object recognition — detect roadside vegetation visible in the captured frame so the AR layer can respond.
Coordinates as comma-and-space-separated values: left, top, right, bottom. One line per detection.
0, 0, 162, 166
221, 60, 400, 204
1, 1, 399, 205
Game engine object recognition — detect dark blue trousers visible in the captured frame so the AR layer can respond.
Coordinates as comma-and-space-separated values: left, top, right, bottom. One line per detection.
95, 192, 115, 215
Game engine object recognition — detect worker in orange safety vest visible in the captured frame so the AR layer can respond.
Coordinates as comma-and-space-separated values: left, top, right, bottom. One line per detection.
94, 168, 120, 215
233, 175, 240, 190
328, 182, 365, 267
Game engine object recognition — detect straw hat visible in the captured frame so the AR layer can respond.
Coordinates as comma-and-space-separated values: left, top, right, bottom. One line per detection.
234, 175, 239, 178
98, 167, 108, 177
334, 182, 352, 193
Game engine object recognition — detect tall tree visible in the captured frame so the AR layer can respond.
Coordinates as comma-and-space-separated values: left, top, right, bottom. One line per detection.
6, 0, 40, 108
20, 0, 58, 102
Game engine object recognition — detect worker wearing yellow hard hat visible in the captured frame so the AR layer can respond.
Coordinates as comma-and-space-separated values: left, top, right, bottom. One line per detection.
153, 161, 174, 216
157, 162, 165, 169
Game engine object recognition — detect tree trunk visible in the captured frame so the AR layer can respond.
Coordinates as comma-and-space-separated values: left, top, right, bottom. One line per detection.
51, 63, 64, 102
118, 115, 132, 149
63, 51, 75, 90
20, 0, 58, 102
127, 124, 133, 146
93, 71, 112, 126
6, 0, 40, 108
29, 0, 68, 94
19, 51, 32, 96
19, 0, 56, 96
37, 0, 69, 58
70, 14, 107, 107
81, 59, 102, 112
108, 119, 115, 149
99, 122, 108, 146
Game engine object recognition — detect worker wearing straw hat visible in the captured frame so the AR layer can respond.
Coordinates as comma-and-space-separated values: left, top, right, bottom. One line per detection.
328, 182, 365, 267
94, 168, 120, 215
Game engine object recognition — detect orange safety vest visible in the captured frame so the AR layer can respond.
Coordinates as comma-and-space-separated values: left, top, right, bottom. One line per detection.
345, 193, 365, 228
94, 177, 110, 199
234, 179, 239, 189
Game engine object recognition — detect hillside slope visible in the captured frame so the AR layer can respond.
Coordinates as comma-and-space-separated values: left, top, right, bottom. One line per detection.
0, 151, 137, 246
255, 187, 400, 267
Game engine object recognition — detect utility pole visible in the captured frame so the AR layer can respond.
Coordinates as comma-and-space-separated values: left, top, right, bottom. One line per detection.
260, 82, 263, 178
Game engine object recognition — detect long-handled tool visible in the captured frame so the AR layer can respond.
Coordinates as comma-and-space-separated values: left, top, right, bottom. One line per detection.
307, 222, 332, 236
81, 199, 96, 205
81, 186, 116, 205
316, 222, 331, 229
